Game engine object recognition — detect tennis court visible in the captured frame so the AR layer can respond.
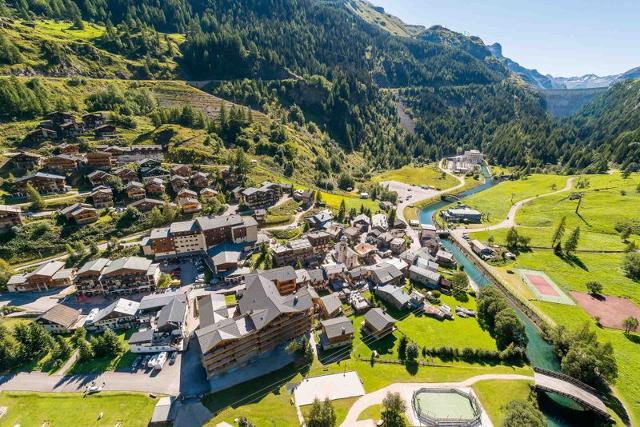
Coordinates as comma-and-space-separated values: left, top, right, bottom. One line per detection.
519, 269, 574, 305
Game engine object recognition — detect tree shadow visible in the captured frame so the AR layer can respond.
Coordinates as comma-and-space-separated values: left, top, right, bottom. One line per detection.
623, 332, 640, 345
555, 251, 588, 271
404, 361, 418, 376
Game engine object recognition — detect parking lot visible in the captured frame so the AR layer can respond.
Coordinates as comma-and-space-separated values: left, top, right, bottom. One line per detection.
159, 257, 206, 286
379, 180, 438, 205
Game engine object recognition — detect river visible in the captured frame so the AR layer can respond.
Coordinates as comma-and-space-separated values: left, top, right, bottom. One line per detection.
418, 166, 590, 426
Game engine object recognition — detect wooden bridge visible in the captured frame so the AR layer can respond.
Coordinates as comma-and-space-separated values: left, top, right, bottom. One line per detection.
533, 367, 610, 419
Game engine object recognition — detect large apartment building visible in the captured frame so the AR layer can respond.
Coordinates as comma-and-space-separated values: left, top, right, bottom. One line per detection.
196, 272, 312, 377
238, 182, 282, 209
14, 172, 68, 196
7, 261, 74, 292
74, 256, 161, 296
145, 214, 258, 260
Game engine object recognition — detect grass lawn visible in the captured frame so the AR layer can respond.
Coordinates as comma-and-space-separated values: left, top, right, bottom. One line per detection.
395, 294, 497, 352
265, 199, 300, 225
373, 164, 458, 190
203, 363, 301, 426
300, 397, 359, 426
0, 391, 158, 427
0, 317, 32, 331
462, 174, 569, 225
68, 330, 138, 374
472, 379, 533, 425
319, 191, 381, 214
357, 403, 382, 421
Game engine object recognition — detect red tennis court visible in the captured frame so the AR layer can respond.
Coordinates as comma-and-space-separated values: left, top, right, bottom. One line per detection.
526, 273, 560, 297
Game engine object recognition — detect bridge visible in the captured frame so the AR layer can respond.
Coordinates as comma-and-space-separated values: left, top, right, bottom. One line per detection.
533, 367, 610, 419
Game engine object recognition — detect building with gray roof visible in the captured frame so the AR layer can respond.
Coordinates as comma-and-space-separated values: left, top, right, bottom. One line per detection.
319, 316, 354, 350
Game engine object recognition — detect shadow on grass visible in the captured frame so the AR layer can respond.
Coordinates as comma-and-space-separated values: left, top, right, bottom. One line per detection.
202, 363, 300, 414
623, 332, 640, 345
555, 251, 588, 271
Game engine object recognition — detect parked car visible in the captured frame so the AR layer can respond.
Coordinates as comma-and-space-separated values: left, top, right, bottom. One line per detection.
131, 356, 142, 372
169, 352, 177, 365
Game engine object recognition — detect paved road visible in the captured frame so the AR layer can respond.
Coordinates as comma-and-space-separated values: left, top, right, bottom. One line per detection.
396, 160, 465, 250
340, 373, 533, 427
456, 176, 575, 234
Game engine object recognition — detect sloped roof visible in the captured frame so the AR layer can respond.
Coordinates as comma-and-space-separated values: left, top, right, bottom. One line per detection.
157, 296, 187, 329
320, 293, 342, 315
37, 304, 81, 328
94, 298, 139, 323
364, 308, 395, 331
101, 256, 152, 275
321, 316, 354, 339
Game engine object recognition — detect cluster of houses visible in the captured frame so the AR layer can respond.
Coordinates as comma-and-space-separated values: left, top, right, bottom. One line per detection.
8, 148, 223, 226
25, 111, 113, 144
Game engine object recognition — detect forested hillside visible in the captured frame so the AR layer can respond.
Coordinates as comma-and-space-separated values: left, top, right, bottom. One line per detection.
1, 0, 638, 174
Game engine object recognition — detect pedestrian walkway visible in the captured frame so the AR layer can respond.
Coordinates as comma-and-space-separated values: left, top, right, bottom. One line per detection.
294, 371, 365, 406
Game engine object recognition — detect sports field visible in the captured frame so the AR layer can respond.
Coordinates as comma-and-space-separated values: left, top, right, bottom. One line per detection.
519, 269, 574, 305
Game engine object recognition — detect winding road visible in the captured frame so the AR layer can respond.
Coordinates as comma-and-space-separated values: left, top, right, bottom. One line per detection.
340, 373, 533, 427
453, 176, 575, 234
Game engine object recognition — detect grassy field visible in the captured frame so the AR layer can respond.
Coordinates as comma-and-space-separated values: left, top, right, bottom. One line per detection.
69, 330, 137, 374
300, 397, 359, 426
372, 164, 458, 190
265, 199, 300, 225
319, 191, 381, 214
465, 172, 640, 424
357, 403, 382, 421
395, 294, 498, 352
472, 379, 533, 425
462, 174, 569, 225
0, 391, 158, 427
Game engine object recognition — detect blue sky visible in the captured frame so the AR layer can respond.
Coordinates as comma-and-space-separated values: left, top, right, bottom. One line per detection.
371, 0, 639, 77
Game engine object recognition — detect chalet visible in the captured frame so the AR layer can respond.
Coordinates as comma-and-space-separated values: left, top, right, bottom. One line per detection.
371, 213, 389, 232
323, 263, 347, 284
273, 238, 315, 267
390, 237, 407, 254
74, 257, 111, 296
191, 171, 209, 188
142, 167, 171, 182
10, 152, 43, 170
176, 188, 197, 202
470, 240, 495, 260
354, 242, 377, 263
196, 272, 312, 377
343, 226, 361, 244
370, 263, 404, 287
318, 293, 342, 319
259, 266, 298, 295
374, 284, 423, 311
7, 261, 73, 292
15, 172, 68, 195
89, 298, 140, 331
363, 308, 395, 338
58, 143, 80, 154
295, 268, 327, 289
306, 230, 332, 253
306, 210, 333, 230
0, 205, 23, 230
94, 123, 117, 137
129, 198, 165, 212
44, 154, 81, 172
91, 186, 114, 209
59, 120, 83, 137
292, 189, 314, 207
145, 177, 165, 195
82, 113, 105, 129
200, 187, 219, 201
253, 208, 267, 222
113, 167, 138, 184
36, 304, 85, 334
179, 197, 202, 214
126, 181, 146, 200
59, 203, 99, 224
131, 291, 190, 353
171, 164, 192, 177
351, 214, 371, 232
86, 170, 113, 187
319, 316, 354, 350
96, 256, 161, 295
86, 151, 114, 169
47, 111, 75, 126
408, 265, 442, 289
209, 243, 243, 274
137, 158, 162, 174
25, 127, 57, 143
239, 182, 282, 209
436, 250, 456, 268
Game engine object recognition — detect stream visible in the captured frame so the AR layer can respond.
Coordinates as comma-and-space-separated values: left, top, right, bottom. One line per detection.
418, 166, 590, 426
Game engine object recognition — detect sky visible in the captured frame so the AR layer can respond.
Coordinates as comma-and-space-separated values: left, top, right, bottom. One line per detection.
370, 0, 640, 77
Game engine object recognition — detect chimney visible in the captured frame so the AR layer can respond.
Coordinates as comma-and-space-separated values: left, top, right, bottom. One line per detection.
341, 326, 346, 335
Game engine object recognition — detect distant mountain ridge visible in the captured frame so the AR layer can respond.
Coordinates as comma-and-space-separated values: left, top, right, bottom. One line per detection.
488, 42, 639, 90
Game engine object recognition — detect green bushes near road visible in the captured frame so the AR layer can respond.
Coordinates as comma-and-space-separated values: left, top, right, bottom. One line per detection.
423, 345, 526, 365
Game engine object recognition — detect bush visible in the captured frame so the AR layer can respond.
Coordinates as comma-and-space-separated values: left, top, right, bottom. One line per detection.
623, 252, 640, 280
